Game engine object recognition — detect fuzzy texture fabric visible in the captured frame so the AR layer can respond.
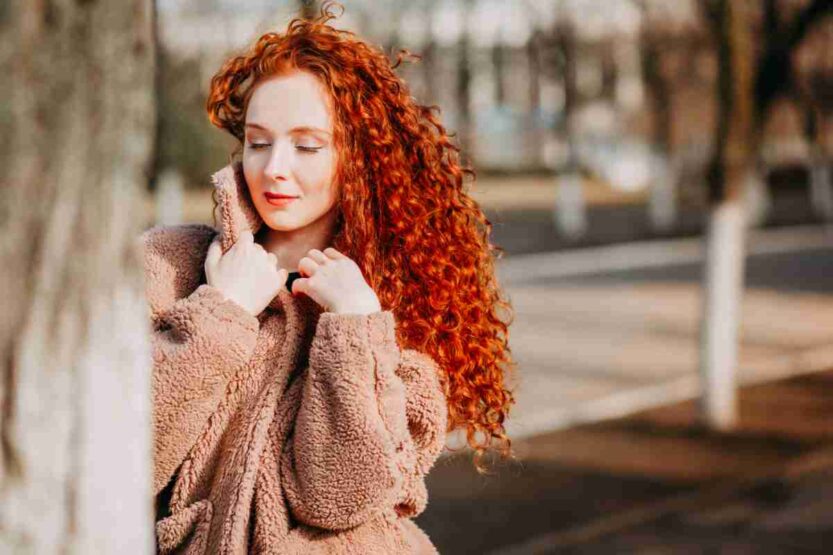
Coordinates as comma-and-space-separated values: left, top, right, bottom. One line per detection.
142, 162, 448, 554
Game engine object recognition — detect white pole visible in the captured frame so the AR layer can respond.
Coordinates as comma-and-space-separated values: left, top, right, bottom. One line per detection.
699, 196, 746, 430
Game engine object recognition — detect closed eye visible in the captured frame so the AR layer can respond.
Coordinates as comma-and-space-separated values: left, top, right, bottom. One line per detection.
248, 143, 270, 150
296, 145, 322, 153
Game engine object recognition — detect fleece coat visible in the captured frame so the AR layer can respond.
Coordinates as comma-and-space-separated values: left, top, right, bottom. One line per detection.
141, 161, 448, 554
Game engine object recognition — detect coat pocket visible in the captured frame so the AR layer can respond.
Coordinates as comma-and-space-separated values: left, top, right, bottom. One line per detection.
155, 499, 214, 555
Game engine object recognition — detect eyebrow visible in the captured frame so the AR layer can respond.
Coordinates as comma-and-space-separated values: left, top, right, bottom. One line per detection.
244, 122, 331, 137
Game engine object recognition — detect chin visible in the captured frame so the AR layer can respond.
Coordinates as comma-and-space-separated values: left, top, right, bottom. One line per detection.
261, 215, 307, 232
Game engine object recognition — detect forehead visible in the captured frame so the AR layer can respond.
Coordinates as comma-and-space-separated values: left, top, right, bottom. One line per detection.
245, 71, 332, 131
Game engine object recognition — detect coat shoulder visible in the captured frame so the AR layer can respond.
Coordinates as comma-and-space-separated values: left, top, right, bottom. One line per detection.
139, 224, 217, 319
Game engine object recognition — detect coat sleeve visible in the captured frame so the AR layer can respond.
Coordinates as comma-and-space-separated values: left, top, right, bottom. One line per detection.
140, 227, 261, 495
280, 310, 448, 530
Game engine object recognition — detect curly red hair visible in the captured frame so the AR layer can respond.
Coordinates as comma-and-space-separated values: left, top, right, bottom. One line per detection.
206, 2, 516, 471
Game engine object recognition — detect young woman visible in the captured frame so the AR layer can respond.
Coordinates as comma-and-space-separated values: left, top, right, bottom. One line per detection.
144, 4, 514, 553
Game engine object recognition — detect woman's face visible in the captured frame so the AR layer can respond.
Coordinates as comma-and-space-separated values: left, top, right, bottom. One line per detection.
243, 70, 338, 233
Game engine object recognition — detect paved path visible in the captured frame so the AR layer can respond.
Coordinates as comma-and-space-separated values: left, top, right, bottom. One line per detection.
494, 225, 833, 442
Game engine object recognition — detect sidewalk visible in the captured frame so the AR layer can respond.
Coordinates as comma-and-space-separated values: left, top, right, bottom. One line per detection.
494, 225, 833, 442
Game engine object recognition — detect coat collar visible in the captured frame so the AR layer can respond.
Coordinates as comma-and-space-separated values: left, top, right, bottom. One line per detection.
210, 160, 263, 254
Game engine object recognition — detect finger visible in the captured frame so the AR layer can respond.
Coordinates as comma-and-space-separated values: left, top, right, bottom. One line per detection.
323, 247, 346, 259
307, 249, 328, 264
206, 238, 222, 266
291, 277, 309, 296
297, 256, 318, 277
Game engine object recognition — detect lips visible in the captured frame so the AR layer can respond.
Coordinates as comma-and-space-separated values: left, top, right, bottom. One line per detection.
264, 192, 299, 200
264, 192, 299, 207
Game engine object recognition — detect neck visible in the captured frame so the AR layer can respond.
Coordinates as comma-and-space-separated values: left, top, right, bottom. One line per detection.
255, 208, 338, 273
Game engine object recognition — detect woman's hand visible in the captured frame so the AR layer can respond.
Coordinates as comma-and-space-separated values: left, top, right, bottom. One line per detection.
292, 248, 382, 315
205, 230, 288, 316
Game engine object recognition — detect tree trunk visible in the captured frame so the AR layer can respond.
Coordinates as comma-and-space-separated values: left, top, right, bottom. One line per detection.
299, 0, 319, 20
553, 23, 586, 239
641, 30, 678, 233
699, 0, 755, 431
0, 0, 156, 552
456, 0, 473, 156
528, 30, 544, 168
492, 41, 506, 107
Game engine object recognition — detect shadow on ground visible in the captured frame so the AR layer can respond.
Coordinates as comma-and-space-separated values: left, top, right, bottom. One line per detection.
418, 372, 833, 554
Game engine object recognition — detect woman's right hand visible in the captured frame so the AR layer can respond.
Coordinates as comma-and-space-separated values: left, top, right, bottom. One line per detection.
204, 230, 288, 316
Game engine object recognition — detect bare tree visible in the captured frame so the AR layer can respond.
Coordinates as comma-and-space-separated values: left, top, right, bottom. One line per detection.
551, 20, 588, 239
795, 18, 833, 218
492, 39, 507, 107
457, 0, 474, 155
527, 29, 545, 168
0, 0, 156, 551
299, 0, 319, 20
699, 0, 755, 430
696, 0, 833, 429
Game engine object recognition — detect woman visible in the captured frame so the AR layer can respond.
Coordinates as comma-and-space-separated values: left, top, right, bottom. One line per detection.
144, 4, 514, 553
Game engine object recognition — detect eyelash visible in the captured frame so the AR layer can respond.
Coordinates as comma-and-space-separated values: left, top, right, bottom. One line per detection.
248, 143, 321, 153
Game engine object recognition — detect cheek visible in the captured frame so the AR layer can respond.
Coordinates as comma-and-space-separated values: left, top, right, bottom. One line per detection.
297, 154, 336, 198
242, 155, 264, 188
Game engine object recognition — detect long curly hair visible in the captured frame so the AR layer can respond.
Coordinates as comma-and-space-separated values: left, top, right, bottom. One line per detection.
205, 2, 515, 471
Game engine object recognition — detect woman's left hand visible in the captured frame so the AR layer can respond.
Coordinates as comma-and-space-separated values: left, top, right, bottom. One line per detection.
292, 248, 382, 315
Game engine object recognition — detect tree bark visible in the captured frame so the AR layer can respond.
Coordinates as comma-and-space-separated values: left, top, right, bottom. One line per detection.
456, 0, 473, 155
0, 0, 156, 552
299, 0, 319, 20
528, 29, 544, 168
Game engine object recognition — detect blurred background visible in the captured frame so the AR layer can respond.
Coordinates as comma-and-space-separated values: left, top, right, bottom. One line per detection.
149, 0, 833, 552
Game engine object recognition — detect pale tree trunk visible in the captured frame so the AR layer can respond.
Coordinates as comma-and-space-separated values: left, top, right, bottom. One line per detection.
699, 0, 755, 431
640, 27, 678, 233
554, 23, 587, 240
0, 0, 156, 552
527, 30, 544, 168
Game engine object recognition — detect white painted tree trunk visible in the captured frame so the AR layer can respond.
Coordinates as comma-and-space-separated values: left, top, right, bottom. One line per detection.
699, 198, 747, 430
554, 173, 588, 239
648, 154, 678, 233
742, 170, 771, 228
0, 1, 156, 552
156, 169, 186, 226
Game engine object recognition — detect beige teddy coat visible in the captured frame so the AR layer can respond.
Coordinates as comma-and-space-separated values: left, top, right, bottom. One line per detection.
141, 161, 448, 554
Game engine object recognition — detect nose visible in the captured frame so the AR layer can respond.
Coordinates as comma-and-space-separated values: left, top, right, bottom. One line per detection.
264, 141, 291, 182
